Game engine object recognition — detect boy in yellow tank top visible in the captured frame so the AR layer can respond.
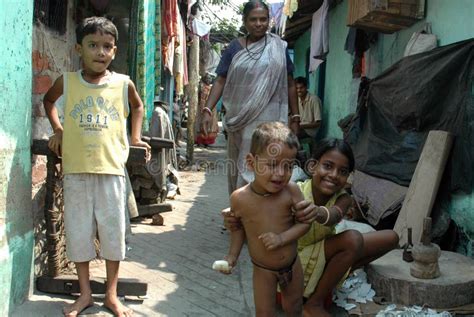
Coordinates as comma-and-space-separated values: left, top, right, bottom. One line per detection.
43, 16, 150, 317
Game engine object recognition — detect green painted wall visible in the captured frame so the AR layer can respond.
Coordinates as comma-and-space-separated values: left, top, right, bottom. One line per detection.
292, 0, 474, 253
136, 0, 158, 121
0, 1, 34, 315
292, 2, 353, 138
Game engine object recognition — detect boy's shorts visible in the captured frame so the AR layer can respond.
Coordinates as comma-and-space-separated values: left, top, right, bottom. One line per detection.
63, 173, 126, 262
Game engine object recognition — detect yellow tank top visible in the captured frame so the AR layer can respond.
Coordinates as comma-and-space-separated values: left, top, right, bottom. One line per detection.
62, 71, 129, 176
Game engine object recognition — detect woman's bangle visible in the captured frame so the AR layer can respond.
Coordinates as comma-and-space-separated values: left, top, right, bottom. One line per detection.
202, 107, 213, 115
321, 206, 330, 225
290, 114, 301, 122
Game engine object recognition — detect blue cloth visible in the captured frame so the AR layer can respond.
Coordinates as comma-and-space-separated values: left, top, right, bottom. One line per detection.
216, 98, 223, 112
216, 38, 294, 77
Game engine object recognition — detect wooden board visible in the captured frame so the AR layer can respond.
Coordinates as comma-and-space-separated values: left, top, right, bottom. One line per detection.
32, 139, 148, 165
347, 0, 424, 33
136, 203, 173, 217
36, 275, 147, 296
394, 130, 454, 246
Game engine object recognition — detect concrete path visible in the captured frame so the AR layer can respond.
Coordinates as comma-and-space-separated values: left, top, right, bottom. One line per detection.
14, 135, 255, 316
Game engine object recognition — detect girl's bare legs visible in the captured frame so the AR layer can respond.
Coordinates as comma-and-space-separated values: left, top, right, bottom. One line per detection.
303, 230, 399, 316
353, 230, 399, 268
280, 257, 304, 317
303, 230, 363, 317
253, 265, 277, 317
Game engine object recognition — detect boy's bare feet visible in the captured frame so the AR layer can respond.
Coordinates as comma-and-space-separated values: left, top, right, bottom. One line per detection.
104, 295, 133, 317
303, 303, 331, 317
63, 294, 94, 316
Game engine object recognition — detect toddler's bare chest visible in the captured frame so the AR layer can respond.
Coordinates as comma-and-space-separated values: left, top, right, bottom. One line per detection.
241, 201, 294, 235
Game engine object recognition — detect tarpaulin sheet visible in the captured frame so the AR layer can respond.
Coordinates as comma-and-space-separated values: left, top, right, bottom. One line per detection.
347, 39, 474, 193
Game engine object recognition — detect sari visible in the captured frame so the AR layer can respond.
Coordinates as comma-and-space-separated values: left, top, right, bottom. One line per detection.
222, 33, 289, 193
195, 82, 218, 145
297, 179, 349, 298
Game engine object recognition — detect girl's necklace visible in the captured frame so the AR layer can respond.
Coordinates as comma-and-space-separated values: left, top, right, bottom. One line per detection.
245, 34, 267, 61
249, 182, 272, 197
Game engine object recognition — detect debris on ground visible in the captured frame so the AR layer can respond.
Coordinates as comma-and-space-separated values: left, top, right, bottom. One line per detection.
334, 269, 376, 311
376, 304, 452, 316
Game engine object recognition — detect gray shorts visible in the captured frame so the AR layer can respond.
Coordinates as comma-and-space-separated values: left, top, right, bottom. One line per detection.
63, 173, 126, 262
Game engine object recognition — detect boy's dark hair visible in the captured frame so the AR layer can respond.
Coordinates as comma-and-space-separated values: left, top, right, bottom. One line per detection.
250, 122, 299, 155
76, 16, 118, 45
312, 138, 355, 172
295, 77, 308, 87
243, 1, 269, 21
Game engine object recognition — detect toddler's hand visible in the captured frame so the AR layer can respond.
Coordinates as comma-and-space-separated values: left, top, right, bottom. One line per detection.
48, 130, 63, 157
224, 255, 237, 270
258, 232, 282, 250
221, 208, 242, 231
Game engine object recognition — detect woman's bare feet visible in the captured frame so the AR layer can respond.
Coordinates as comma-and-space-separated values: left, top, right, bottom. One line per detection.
303, 302, 331, 317
104, 295, 133, 317
63, 294, 94, 316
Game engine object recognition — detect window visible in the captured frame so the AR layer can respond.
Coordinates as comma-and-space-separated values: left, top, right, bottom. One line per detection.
34, 0, 68, 34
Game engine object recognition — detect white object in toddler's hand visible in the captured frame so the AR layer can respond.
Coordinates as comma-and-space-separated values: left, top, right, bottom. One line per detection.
212, 260, 231, 273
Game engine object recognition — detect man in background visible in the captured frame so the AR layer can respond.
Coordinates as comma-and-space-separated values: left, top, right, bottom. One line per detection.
295, 77, 322, 141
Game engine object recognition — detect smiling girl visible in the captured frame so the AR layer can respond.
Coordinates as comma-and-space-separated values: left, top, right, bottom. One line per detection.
298, 139, 399, 317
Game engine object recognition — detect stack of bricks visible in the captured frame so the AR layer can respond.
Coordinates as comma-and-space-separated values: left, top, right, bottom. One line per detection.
32, 49, 53, 186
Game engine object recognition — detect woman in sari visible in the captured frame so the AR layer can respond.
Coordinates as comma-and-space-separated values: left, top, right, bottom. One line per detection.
200, 0, 300, 194
195, 73, 218, 146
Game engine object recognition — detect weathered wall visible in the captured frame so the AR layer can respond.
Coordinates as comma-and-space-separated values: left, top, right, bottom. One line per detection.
293, 0, 474, 136
292, 0, 474, 255
31, 1, 77, 279
364, 2, 474, 250
0, 1, 34, 315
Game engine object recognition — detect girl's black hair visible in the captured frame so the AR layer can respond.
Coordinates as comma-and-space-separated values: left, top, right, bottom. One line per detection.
76, 16, 118, 44
312, 138, 355, 172
243, 0, 269, 20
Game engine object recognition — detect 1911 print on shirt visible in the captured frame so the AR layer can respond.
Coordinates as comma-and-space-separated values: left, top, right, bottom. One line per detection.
62, 71, 129, 176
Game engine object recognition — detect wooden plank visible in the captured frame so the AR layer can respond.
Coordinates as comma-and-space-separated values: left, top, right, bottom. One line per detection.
31, 139, 55, 156
36, 275, 148, 296
32, 139, 147, 165
136, 203, 173, 217
142, 136, 174, 150
394, 130, 454, 247
128, 146, 148, 164
347, 0, 423, 33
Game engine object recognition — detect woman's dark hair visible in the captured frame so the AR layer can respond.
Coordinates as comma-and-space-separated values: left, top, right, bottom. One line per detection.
76, 16, 118, 44
243, 1, 269, 20
312, 138, 355, 172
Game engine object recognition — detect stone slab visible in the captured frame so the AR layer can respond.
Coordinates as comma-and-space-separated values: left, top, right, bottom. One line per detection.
367, 249, 474, 308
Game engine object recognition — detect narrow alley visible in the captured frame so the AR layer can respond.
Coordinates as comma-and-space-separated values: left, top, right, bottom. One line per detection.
15, 134, 257, 316
2, 1, 474, 316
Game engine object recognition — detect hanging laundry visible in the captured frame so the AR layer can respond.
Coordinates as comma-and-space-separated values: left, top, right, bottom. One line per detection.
344, 27, 377, 78
174, 8, 186, 95
270, 2, 285, 29
283, 0, 298, 18
309, 0, 329, 73
162, 0, 179, 72
192, 18, 212, 37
